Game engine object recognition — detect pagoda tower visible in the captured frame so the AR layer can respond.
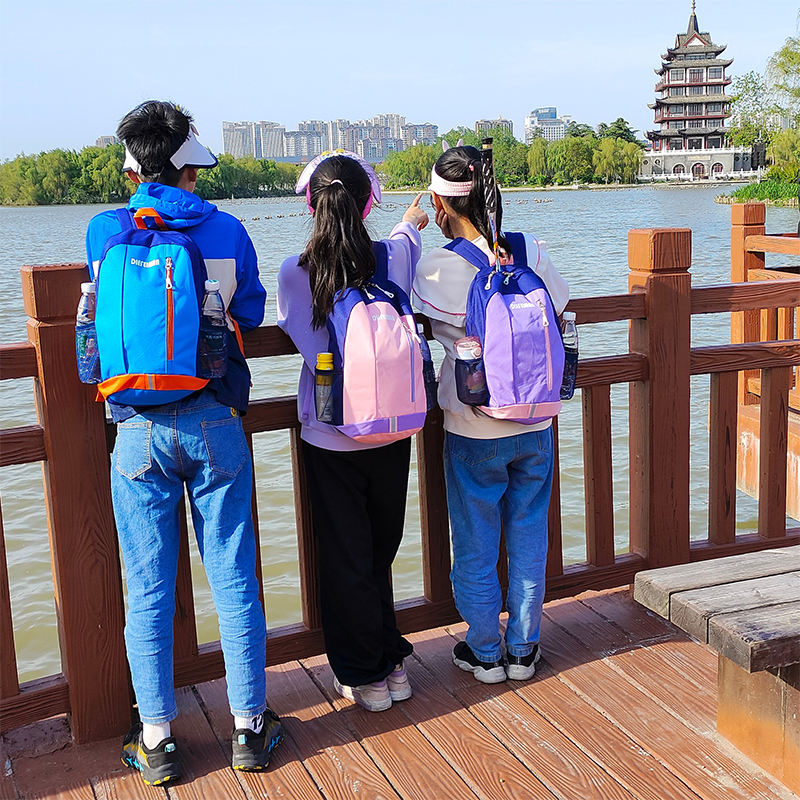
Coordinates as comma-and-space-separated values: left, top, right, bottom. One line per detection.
640, 3, 751, 179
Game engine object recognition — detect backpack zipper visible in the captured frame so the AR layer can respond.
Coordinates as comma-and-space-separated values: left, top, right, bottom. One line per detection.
165, 256, 174, 361
535, 298, 553, 391
401, 318, 417, 404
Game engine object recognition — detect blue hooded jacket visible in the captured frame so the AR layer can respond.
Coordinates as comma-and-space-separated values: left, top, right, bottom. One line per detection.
86, 183, 266, 416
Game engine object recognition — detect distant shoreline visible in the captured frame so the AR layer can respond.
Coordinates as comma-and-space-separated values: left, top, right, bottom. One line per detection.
383, 180, 753, 195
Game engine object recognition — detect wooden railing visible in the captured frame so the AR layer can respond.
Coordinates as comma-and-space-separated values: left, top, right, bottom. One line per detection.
0, 212, 798, 744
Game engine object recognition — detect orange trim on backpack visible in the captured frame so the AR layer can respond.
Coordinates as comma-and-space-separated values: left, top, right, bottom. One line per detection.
133, 207, 168, 230
231, 319, 245, 356
97, 374, 209, 399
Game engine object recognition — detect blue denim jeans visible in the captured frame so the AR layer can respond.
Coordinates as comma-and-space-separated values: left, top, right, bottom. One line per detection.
444, 427, 554, 663
110, 389, 266, 724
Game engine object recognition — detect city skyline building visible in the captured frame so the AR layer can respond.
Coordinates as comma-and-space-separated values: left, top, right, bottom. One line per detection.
95, 135, 118, 148
640, 4, 753, 179
475, 117, 514, 136
523, 108, 573, 143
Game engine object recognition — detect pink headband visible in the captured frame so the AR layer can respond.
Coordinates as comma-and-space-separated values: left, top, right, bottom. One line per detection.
428, 165, 473, 197
295, 149, 381, 219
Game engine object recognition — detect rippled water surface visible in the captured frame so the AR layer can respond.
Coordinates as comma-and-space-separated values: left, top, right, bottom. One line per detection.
1, 186, 797, 682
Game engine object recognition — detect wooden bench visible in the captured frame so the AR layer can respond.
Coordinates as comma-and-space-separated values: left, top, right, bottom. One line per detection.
634, 547, 800, 795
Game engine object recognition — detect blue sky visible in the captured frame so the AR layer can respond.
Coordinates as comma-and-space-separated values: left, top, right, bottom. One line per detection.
1, 0, 797, 159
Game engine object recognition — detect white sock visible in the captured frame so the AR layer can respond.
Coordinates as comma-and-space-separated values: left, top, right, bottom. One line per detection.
234, 712, 263, 734
142, 721, 171, 749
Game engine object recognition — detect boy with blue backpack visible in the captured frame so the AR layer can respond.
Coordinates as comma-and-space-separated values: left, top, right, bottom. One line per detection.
413, 143, 569, 684
84, 101, 280, 784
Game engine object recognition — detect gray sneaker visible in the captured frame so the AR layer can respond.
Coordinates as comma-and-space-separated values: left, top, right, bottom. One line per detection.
505, 644, 541, 681
387, 661, 412, 701
452, 641, 506, 684
333, 676, 392, 712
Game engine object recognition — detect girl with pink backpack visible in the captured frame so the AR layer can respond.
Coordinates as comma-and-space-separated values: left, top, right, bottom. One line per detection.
277, 152, 428, 711
413, 143, 569, 684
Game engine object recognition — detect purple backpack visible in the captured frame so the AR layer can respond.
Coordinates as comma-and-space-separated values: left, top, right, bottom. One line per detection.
446, 232, 564, 424
323, 241, 436, 443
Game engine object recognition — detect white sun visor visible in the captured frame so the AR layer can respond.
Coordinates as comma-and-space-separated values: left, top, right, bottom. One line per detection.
122, 124, 217, 174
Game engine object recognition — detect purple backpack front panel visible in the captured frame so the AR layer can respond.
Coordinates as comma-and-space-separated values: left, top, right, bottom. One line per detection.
325, 241, 430, 443
447, 233, 564, 424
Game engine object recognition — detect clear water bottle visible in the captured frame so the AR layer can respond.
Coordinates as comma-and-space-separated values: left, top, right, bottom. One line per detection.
315, 352, 335, 422
199, 279, 227, 378
560, 311, 578, 400
76, 281, 101, 383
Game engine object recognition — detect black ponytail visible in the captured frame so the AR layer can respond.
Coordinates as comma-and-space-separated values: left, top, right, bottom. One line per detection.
299, 156, 376, 329
433, 146, 511, 255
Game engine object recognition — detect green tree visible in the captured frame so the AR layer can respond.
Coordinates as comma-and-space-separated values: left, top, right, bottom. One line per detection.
439, 127, 480, 149
379, 144, 438, 189
620, 141, 643, 183
565, 122, 595, 138
768, 32, 800, 124
593, 138, 619, 183
728, 70, 777, 146
527, 137, 548, 184
597, 118, 640, 144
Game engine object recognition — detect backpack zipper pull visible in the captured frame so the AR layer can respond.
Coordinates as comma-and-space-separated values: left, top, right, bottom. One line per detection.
165, 256, 174, 289
535, 298, 549, 326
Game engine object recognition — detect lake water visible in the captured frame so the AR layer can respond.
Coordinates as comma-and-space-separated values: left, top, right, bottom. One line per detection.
1, 186, 798, 683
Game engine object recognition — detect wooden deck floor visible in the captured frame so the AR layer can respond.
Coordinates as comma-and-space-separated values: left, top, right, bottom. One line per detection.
2, 588, 798, 800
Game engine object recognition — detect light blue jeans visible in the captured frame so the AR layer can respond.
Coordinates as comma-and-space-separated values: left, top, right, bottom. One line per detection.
111, 389, 266, 724
444, 428, 554, 663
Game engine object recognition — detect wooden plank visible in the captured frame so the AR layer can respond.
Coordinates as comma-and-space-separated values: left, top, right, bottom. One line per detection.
758, 367, 792, 539
92, 771, 162, 800
633, 546, 800, 618
545, 553, 645, 601
708, 371, 738, 545
0, 343, 38, 381
398, 654, 557, 799
25, 780, 96, 799
302, 654, 483, 800
241, 397, 300, 434
691, 280, 800, 315
540, 615, 791, 800
731, 203, 766, 227
416, 408, 453, 603
582, 385, 615, 567
245, 433, 265, 615
456, 680, 636, 800
749, 267, 800, 281
263, 660, 403, 799
0, 677, 70, 733
0, 506, 19, 699
0, 426, 46, 467
290, 427, 321, 629
544, 596, 631, 656
167, 686, 247, 800
241, 325, 298, 359
576, 588, 675, 643
566, 293, 646, 324
708, 600, 800, 672
690, 341, 800, 375
173, 497, 198, 663
513, 662, 706, 800
194, 676, 323, 800
577, 353, 647, 388
690, 532, 800, 561
670, 572, 800, 643
745, 234, 800, 255
546, 416, 563, 578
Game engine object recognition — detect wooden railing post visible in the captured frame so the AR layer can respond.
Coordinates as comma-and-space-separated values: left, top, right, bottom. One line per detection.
22, 263, 129, 744
731, 203, 766, 405
628, 230, 692, 568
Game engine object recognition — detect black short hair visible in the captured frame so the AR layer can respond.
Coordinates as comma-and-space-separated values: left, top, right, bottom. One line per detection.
116, 101, 192, 186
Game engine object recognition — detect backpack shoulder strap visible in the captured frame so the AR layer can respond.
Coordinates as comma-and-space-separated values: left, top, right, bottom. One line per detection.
115, 207, 135, 231
504, 232, 527, 266
443, 237, 491, 271
371, 240, 389, 284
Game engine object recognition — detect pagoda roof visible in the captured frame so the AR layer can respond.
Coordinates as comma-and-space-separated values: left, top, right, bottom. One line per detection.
660, 4, 728, 60
646, 126, 728, 141
649, 95, 732, 107
656, 57, 732, 74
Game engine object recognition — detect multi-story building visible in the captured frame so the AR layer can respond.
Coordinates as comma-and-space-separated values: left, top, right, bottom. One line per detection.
372, 114, 406, 139
95, 135, 118, 148
523, 108, 573, 143
283, 130, 326, 159
402, 123, 439, 148
222, 121, 257, 159
475, 118, 514, 136
327, 119, 349, 151
640, 5, 753, 178
256, 122, 285, 159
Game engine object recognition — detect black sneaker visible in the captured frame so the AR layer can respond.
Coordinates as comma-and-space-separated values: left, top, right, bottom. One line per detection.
120, 722, 182, 786
506, 644, 541, 681
452, 641, 506, 684
231, 708, 284, 771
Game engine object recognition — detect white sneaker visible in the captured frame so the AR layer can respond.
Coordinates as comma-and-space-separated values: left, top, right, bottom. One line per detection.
386, 661, 412, 701
333, 676, 392, 712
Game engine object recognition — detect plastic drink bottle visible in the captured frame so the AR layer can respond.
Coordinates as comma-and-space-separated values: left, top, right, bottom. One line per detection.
315, 352, 335, 422
199, 280, 228, 378
76, 282, 101, 383
560, 311, 578, 400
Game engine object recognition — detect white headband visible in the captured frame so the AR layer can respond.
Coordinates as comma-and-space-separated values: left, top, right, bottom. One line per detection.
123, 123, 217, 175
428, 165, 473, 197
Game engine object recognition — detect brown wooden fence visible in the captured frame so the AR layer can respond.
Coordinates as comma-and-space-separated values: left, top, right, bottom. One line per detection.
0, 207, 798, 744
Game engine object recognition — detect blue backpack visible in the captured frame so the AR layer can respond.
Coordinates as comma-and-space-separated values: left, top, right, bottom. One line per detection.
94, 207, 211, 405
322, 241, 436, 443
446, 232, 564, 424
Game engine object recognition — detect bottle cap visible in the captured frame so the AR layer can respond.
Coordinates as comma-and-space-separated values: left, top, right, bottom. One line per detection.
81, 282, 96, 293
205, 279, 221, 291
562, 311, 576, 321
316, 352, 334, 369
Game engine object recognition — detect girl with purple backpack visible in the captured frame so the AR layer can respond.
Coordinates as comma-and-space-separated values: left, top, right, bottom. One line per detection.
412, 144, 569, 684
277, 152, 428, 711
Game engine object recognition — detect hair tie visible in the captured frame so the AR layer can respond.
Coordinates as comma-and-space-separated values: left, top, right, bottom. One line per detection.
468, 164, 474, 172
329, 179, 344, 186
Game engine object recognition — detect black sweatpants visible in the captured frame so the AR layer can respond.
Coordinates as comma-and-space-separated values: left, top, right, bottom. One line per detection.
302, 438, 414, 687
